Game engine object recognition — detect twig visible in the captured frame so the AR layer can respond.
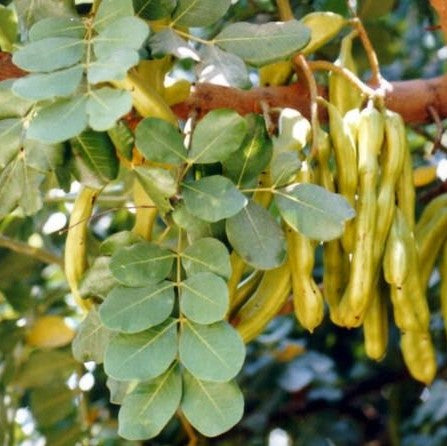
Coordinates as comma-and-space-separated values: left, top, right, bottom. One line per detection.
427, 105, 445, 153
276, 0, 294, 20
0, 235, 64, 268
293, 55, 320, 158
177, 410, 198, 446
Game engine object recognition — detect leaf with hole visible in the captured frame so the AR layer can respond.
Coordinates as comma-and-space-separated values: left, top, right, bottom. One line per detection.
93, 16, 149, 59
27, 96, 88, 143
182, 175, 247, 223
180, 272, 228, 324
172, 0, 231, 27
72, 308, 113, 364
179, 320, 245, 382
104, 319, 177, 381
188, 109, 247, 164
275, 183, 355, 241
99, 282, 175, 333
181, 237, 231, 279
135, 117, 187, 165
134, 167, 177, 216
12, 37, 84, 72
12, 65, 83, 100
110, 242, 175, 287
118, 365, 181, 440
215, 20, 311, 67
181, 371, 244, 437
226, 200, 286, 270
87, 88, 133, 132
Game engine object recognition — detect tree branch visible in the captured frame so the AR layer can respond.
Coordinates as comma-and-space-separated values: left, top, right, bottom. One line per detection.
0, 235, 64, 268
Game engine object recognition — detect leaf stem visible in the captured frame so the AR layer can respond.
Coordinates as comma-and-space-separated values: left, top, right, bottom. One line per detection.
276, 0, 294, 20
177, 410, 198, 446
172, 28, 212, 46
0, 235, 64, 268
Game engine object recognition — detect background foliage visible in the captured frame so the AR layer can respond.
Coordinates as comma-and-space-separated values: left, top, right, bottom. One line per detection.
0, 0, 447, 445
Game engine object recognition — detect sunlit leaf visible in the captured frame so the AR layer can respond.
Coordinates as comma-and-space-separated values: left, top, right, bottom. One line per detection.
12, 65, 83, 100
26, 315, 74, 349
99, 282, 175, 333
104, 319, 177, 380
94, 0, 134, 33
226, 200, 286, 270
180, 272, 229, 323
181, 371, 244, 437
274, 183, 355, 241
181, 237, 231, 279
179, 320, 245, 381
29, 17, 84, 41
215, 20, 311, 66
119, 365, 181, 440
0, 5, 18, 51
182, 176, 248, 222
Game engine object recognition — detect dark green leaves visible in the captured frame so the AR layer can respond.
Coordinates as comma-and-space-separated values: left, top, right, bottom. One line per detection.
189, 109, 247, 164
104, 319, 177, 380
275, 183, 355, 241
226, 200, 287, 270
13, 37, 84, 72
135, 118, 187, 164
100, 283, 175, 333
179, 321, 245, 382
119, 365, 182, 440
182, 176, 247, 222
216, 20, 311, 66
181, 371, 244, 437
172, 0, 231, 27
110, 242, 174, 287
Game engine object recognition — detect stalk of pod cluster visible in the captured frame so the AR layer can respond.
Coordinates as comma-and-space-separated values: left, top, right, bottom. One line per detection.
231, 96, 447, 386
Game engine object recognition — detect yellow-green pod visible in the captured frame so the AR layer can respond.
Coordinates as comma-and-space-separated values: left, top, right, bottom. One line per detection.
415, 193, 447, 235
132, 180, 158, 241
400, 331, 437, 385
227, 251, 248, 311
363, 286, 388, 361
440, 242, 447, 336
229, 270, 263, 316
396, 146, 416, 230
235, 263, 291, 343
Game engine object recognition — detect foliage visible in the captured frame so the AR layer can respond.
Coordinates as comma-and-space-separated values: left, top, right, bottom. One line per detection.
0, 0, 447, 445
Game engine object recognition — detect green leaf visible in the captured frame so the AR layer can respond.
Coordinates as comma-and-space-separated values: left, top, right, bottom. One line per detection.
72, 308, 113, 364
16, 162, 44, 215
172, 0, 231, 27
188, 109, 247, 164
181, 237, 231, 279
99, 282, 175, 333
275, 183, 356, 241
135, 117, 187, 165
149, 28, 200, 60
14, 0, 77, 28
133, 0, 176, 20
270, 151, 301, 186
29, 17, 84, 41
12, 37, 84, 72
180, 273, 228, 323
0, 5, 18, 52
179, 320, 245, 381
182, 175, 247, 223
134, 167, 177, 215
108, 122, 134, 161
0, 162, 22, 218
181, 371, 244, 437
45, 425, 83, 446
301, 12, 346, 55
118, 365, 181, 440
0, 119, 23, 168
222, 114, 272, 186
71, 130, 119, 184
104, 319, 177, 381
31, 384, 75, 428
24, 139, 63, 172
172, 203, 213, 242
79, 256, 119, 300
12, 65, 83, 101
88, 49, 140, 84
197, 46, 250, 89
107, 378, 136, 404
100, 231, 142, 256
93, 16, 149, 59
226, 200, 286, 270
215, 20, 311, 67
87, 88, 133, 131
14, 350, 77, 388
94, 0, 134, 33
27, 96, 88, 143
110, 242, 175, 287
0, 80, 32, 119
